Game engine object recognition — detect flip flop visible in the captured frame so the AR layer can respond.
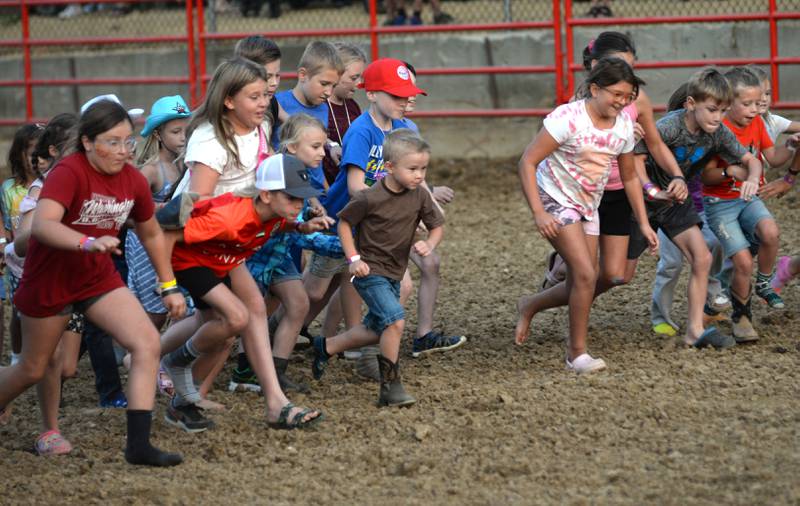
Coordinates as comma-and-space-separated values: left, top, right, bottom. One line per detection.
267, 403, 324, 431
540, 251, 566, 290
692, 326, 736, 350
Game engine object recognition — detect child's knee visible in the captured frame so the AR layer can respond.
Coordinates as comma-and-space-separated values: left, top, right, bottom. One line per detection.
420, 252, 440, 275
757, 220, 779, 246
572, 264, 597, 288
732, 252, 753, 274
225, 306, 250, 335
386, 319, 405, 334
286, 292, 310, 320
19, 356, 49, 385
400, 277, 413, 300
692, 248, 712, 273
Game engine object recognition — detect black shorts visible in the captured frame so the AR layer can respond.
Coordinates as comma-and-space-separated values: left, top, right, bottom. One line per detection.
598, 189, 632, 236
627, 197, 702, 260
175, 267, 232, 310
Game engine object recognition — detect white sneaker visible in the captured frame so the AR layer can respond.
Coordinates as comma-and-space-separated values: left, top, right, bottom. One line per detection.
565, 353, 607, 374
710, 294, 732, 312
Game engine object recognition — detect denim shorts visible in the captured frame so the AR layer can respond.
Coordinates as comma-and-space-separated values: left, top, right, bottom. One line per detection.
353, 274, 404, 336
703, 196, 773, 258
252, 253, 303, 295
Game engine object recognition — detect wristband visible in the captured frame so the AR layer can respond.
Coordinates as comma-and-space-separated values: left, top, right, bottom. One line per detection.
160, 287, 182, 298
671, 175, 686, 182
643, 183, 659, 200
159, 279, 177, 290
721, 167, 729, 179
784, 173, 796, 186
347, 254, 361, 264
79, 236, 95, 252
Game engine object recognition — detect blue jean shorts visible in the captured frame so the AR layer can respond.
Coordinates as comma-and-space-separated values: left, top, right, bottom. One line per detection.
703, 196, 774, 258
353, 274, 404, 336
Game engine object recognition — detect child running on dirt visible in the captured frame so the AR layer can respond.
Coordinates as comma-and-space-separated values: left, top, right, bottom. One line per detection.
701, 67, 799, 342
0, 100, 185, 466
311, 128, 444, 407
160, 153, 330, 431
515, 58, 657, 373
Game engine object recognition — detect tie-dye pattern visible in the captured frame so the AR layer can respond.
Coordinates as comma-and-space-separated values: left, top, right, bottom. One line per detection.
536, 100, 635, 220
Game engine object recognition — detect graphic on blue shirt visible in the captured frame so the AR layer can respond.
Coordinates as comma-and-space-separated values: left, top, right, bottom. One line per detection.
322, 111, 405, 221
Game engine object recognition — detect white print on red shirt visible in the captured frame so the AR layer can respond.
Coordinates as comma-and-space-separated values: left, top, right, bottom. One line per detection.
73, 193, 135, 230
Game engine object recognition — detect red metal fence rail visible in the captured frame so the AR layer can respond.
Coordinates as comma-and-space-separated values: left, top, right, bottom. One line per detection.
564, 0, 800, 110
1, 0, 799, 126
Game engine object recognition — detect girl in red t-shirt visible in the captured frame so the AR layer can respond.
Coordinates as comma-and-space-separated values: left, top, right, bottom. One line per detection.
0, 100, 186, 467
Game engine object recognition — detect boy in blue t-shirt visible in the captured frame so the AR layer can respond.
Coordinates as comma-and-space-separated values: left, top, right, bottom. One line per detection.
273, 41, 343, 191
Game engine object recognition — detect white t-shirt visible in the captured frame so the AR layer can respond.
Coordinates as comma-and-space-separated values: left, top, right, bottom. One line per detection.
764, 113, 792, 142
182, 121, 270, 197
536, 100, 635, 219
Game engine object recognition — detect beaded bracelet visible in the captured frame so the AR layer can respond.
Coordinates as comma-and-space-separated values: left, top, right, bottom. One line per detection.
784, 173, 796, 186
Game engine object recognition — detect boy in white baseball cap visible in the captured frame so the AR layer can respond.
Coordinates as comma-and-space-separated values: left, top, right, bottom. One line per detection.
159, 154, 333, 432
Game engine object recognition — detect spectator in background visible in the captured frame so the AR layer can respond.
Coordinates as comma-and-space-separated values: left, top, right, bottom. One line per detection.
384, 0, 453, 25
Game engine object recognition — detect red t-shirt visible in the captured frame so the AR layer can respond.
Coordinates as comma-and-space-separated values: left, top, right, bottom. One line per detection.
703, 115, 773, 199
14, 152, 154, 317
171, 193, 286, 277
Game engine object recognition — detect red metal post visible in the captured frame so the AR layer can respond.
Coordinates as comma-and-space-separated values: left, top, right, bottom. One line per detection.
768, 0, 779, 102
552, 0, 564, 104
564, 0, 575, 99
186, 0, 197, 107
369, 0, 379, 61
196, 0, 207, 98
21, 0, 33, 120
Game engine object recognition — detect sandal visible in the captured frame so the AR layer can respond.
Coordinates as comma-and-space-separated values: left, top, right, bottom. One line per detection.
35, 430, 73, 456
267, 402, 324, 431
158, 367, 175, 398
691, 326, 736, 350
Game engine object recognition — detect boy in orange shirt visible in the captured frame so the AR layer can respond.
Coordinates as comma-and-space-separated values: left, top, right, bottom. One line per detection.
702, 67, 800, 341
160, 154, 332, 431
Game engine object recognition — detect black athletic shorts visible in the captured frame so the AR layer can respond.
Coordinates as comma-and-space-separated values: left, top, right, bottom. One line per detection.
175, 267, 232, 310
598, 189, 632, 236
627, 197, 702, 260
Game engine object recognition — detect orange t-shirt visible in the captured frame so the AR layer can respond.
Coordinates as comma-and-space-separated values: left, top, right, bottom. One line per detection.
703, 115, 773, 199
172, 193, 286, 277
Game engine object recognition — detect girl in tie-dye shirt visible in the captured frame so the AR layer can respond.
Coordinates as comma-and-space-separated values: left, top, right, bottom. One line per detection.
515, 58, 658, 374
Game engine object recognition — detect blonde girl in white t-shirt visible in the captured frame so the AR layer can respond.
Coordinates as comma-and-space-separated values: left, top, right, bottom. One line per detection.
515, 58, 658, 374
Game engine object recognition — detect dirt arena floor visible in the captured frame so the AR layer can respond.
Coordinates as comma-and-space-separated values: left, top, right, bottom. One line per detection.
1, 158, 800, 505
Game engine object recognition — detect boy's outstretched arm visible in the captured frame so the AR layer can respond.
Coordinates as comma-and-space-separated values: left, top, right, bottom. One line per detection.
338, 218, 369, 277
739, 153, 763, 200
620, 152, 658, 254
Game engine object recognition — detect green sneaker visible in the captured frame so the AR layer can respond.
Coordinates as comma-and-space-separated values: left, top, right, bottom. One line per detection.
228, 367, 261, 393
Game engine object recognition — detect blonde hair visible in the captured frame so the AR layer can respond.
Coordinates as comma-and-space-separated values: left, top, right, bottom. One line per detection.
187, 58, 268, 170
279, 113, 326, 153
333, 42, 367, 68
687, 67, 733, 106
298, 41, 344, 77
383, 128, 430, 164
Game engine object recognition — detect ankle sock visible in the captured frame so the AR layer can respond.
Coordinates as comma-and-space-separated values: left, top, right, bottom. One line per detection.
125, 410, 182, 467
163, 339, 201, 404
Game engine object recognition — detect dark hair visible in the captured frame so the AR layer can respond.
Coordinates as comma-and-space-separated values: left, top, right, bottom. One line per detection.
585, 57, 645, 97
724, 66, 761, 97
7, 124, 43, 186
402, 60, 417, 77
667, 82, 689, 112
234, 36, 281, 66
76, 100, 133, 153
31, 113, 78, 172
582, 31, 636, 70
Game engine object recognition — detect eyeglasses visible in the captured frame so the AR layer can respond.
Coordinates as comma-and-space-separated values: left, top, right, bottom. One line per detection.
601, 87, 637, 104
95, 137, 137, 153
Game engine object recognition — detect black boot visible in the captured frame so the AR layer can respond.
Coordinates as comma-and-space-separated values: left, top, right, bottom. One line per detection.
124, 410, 183, 467
731, 291, 759, 342
377, 355, 416, 407
274, 357, 310, 393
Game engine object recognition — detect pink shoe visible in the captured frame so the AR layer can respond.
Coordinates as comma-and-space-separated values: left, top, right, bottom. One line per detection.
772, 256, 792, 294
35, 430, 73, 456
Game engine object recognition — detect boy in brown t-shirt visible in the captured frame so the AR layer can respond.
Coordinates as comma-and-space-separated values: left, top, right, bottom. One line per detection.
310, 129, 444, 407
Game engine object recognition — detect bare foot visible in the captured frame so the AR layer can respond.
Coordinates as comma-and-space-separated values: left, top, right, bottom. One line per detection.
0, 404, 12, 425
514, 295, 537, 345
196, 398, 226, 411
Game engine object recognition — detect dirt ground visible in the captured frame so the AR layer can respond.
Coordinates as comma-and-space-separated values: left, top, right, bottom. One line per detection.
1, 158, 800, 505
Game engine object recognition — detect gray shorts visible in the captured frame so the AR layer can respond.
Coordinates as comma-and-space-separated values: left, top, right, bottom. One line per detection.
309, 251, 348, 278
